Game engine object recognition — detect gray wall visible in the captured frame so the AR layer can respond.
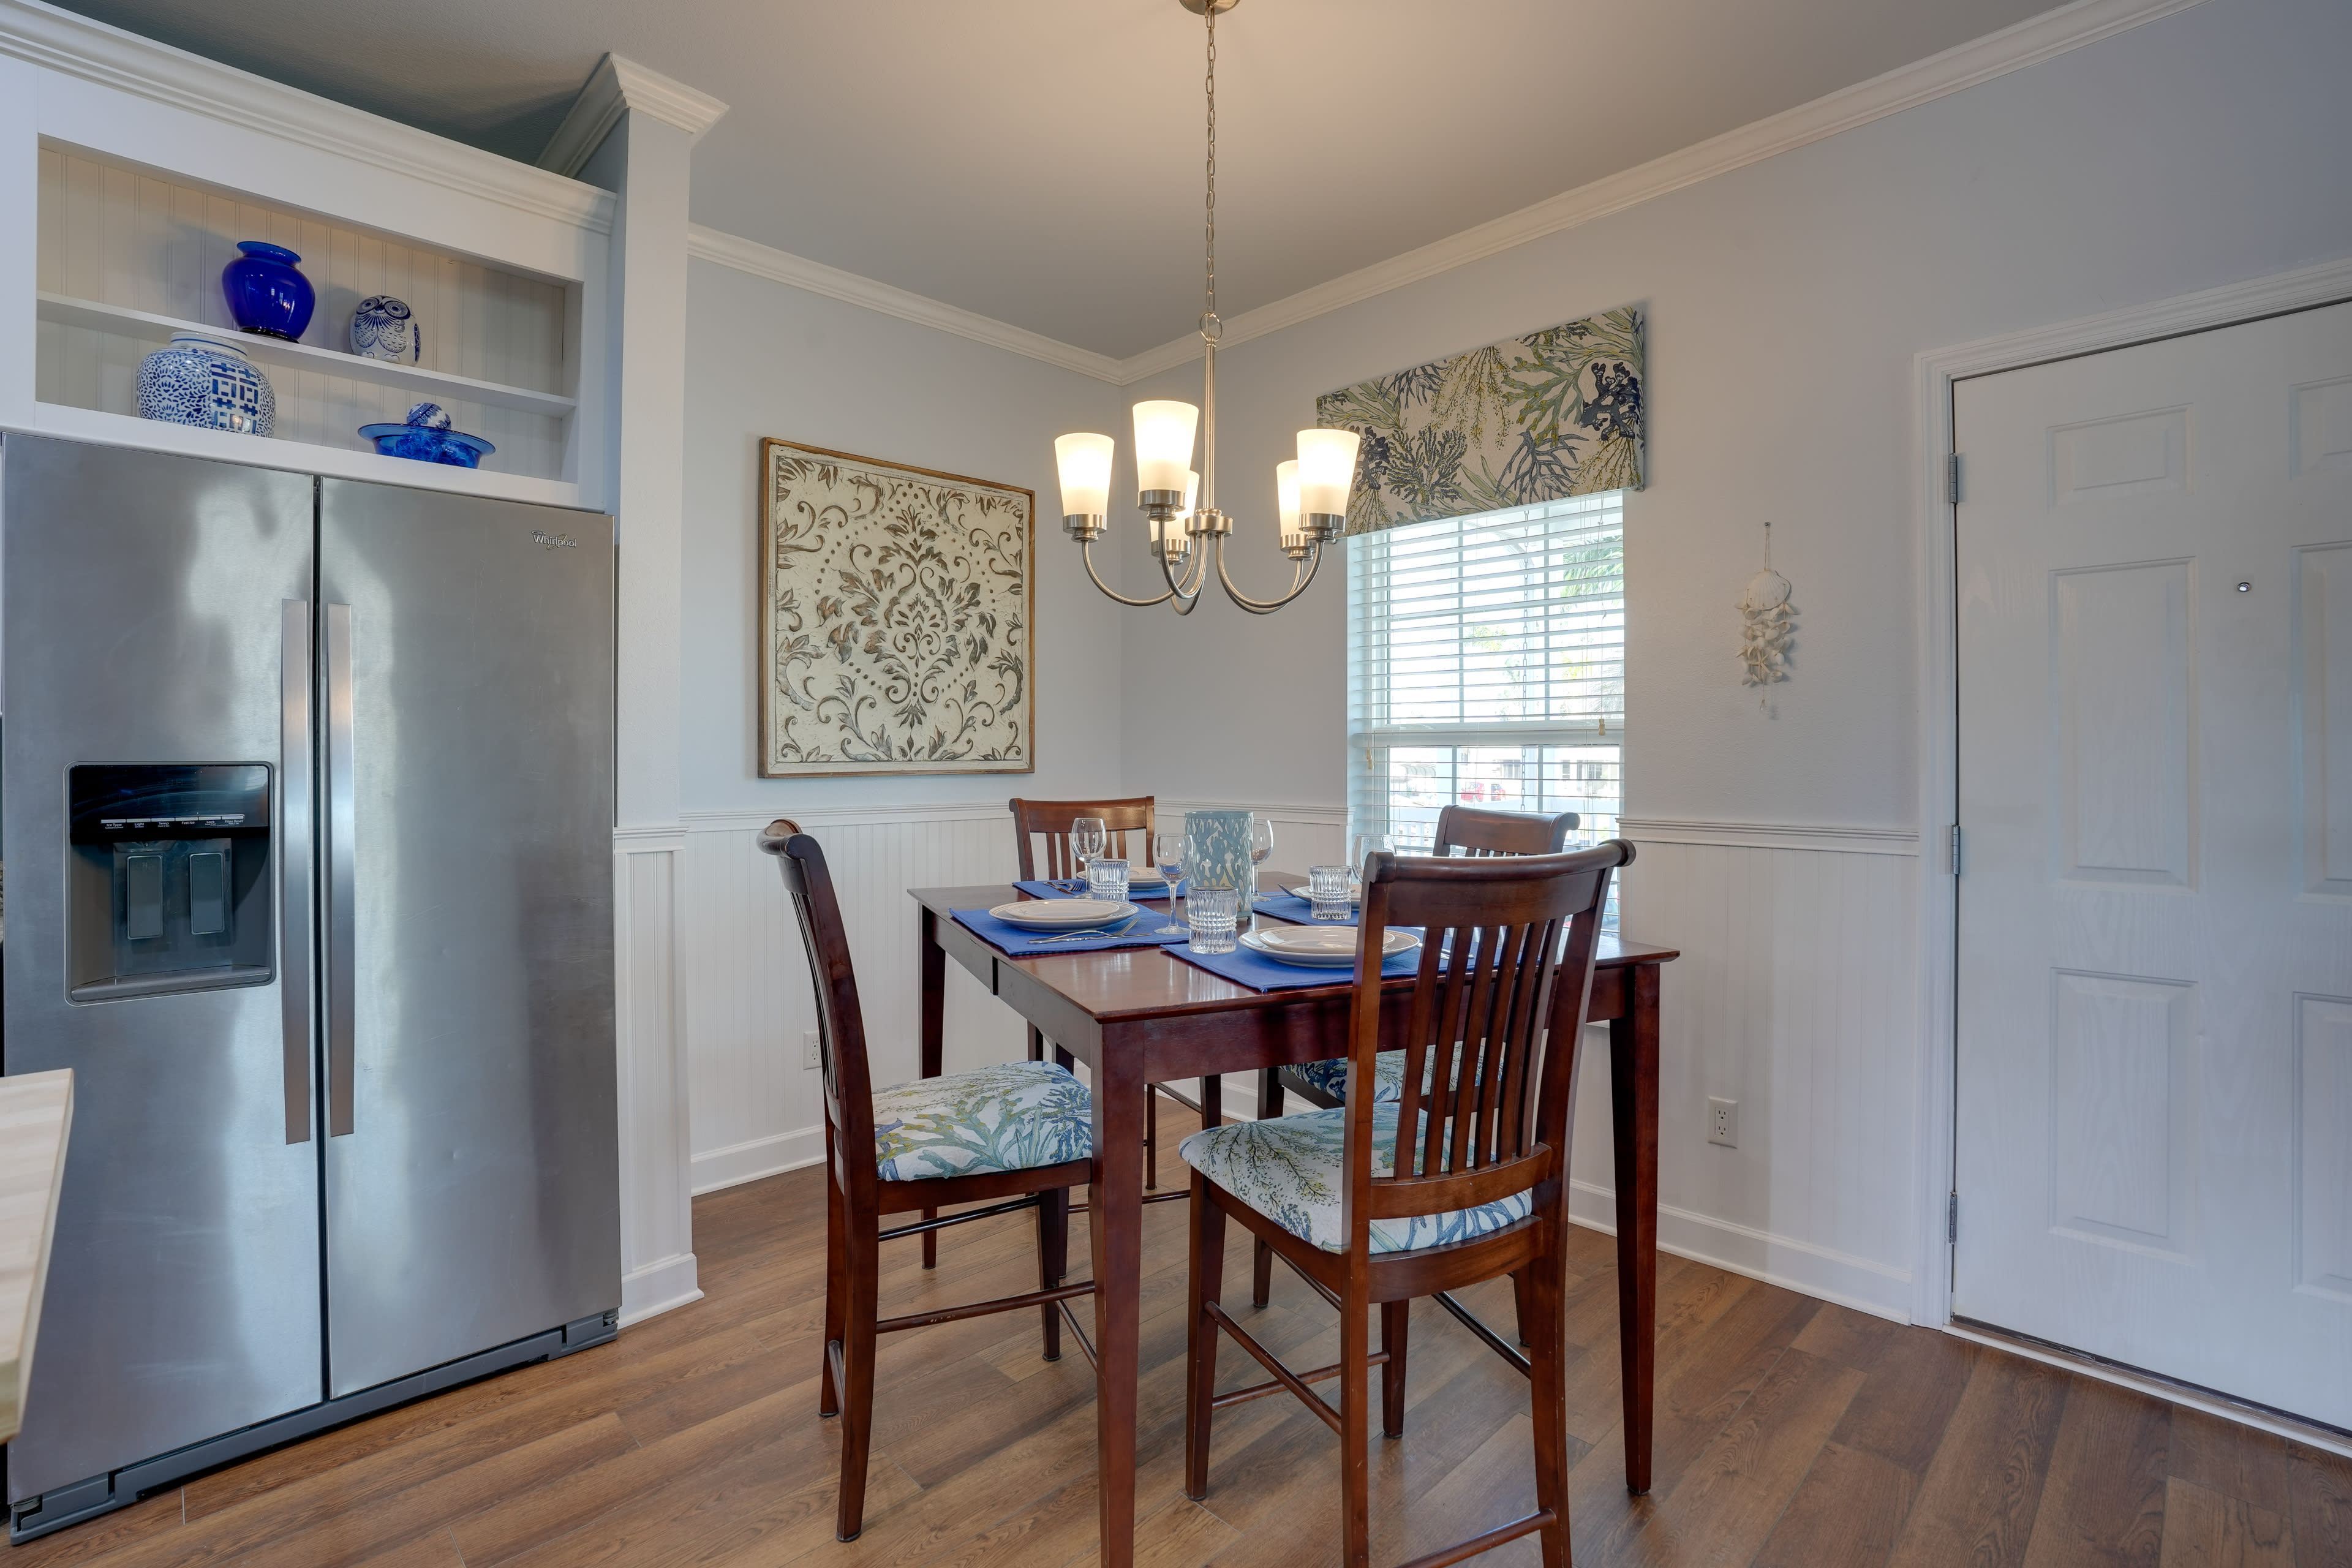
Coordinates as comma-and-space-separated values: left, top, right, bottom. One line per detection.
1116, 0, 2352, 833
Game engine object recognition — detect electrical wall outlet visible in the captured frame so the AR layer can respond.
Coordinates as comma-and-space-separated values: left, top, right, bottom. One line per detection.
802, 1030, 821, 1071
1706, 1096, 1738, 1148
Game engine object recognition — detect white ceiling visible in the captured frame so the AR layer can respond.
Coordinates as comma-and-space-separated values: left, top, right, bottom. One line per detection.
52, 0, 2069, 357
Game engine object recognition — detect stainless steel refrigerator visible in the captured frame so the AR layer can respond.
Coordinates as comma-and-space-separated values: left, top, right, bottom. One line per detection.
0, 435, 620, 1542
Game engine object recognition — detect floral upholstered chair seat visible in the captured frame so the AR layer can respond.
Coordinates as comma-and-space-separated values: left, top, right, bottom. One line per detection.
1292, 1046, 1479, 1104
1178, 1103, 1530, 1254
1290, 1052, 1406, 1102
872, 1060, 1093, 1182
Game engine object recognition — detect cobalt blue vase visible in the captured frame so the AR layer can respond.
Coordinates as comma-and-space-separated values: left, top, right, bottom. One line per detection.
221, 241, 315, 341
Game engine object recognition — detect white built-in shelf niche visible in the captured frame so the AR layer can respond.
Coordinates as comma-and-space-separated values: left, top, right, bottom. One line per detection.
34, 141, 582, 500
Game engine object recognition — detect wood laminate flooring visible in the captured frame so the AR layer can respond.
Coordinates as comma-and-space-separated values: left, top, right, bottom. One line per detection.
17, 1106, 2350, 1568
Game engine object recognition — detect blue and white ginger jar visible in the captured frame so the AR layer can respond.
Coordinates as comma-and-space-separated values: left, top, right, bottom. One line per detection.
350, 295, 420, 363
135, 333, 276, 436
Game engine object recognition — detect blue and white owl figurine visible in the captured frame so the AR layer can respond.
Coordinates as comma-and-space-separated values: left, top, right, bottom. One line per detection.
350, 295, 421, 364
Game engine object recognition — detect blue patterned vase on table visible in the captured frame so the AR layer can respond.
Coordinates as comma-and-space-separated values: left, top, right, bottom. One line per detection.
221, 241, 315, 341
1183, 809, 1257, 930
350, 295, 420, 363
135, 332, 276, 435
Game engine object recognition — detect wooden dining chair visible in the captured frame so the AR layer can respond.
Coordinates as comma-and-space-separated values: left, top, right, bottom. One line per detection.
760, 821, 1096, 1542
1254, 805, 1582, 1307
1008, 794, 1223, 1189
1431, 803, 1581, 859
1180, 841, 1630, 1568
1273, 805, 1581, 1114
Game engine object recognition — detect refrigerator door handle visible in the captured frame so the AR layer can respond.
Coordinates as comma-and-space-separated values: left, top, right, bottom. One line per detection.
280, 600, 314, 1144
325, 601, 357, 1138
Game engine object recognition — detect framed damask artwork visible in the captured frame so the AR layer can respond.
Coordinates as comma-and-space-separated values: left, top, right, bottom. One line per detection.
758, 439, 1035, 777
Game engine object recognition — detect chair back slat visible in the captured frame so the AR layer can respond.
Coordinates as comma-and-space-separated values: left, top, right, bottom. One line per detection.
1008, 796, 1156, 881
1349, 843, 1630, 1241
758, 821, 876, 1199
1432, 804, 1580, 858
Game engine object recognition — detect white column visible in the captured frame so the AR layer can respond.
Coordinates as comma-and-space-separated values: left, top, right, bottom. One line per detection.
0, 53, 37, 432
542, 56, 726, 1325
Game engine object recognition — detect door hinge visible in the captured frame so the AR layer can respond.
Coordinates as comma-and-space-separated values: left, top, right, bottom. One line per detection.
1948, 823, 1962, 876
1947, 1192, 1959, 1244
1948, 453, 1963, 505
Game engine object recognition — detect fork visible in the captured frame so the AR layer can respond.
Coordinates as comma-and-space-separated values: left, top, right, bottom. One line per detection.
1025, 917, 1141, 945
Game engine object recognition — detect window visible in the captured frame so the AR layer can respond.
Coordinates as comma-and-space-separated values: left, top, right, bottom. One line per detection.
1347, 491, 1624, 914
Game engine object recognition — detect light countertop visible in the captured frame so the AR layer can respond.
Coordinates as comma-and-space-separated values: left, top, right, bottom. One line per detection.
0, 1070, 74, 1443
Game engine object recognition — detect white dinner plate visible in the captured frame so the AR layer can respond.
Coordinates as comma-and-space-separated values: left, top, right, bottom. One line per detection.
1128, 870, 1170, 892
991, 899, 1139, 929
1241, 926, 1419, 967
1271, 881, 1357, 906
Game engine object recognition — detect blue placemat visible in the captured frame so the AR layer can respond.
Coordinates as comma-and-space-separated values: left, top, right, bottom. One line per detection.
1170, 935, 1421, 992
1253, 889, 1358, 926
953, 904, 1191, 956
1016, 877, 1179, 903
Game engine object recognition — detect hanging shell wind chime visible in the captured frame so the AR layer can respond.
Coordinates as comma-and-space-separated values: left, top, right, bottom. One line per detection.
1738, 521, 1794, 705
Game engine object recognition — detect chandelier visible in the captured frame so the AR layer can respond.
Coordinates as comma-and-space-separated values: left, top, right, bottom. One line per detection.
1053, 0, 1359, 615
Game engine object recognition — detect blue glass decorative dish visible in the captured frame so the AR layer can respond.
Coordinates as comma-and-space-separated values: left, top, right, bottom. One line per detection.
359, 402, 494, 468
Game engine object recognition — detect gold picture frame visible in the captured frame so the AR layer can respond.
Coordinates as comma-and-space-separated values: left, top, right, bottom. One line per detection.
757, 439, 1035, 777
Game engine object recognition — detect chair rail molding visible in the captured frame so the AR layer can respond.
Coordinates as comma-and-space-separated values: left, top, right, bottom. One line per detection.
1618, 818, 1920, 856
1909, 249, 2352, 1330
680, 802, 1015, 833
539, 53, 729, 180
0, 0, 612, 231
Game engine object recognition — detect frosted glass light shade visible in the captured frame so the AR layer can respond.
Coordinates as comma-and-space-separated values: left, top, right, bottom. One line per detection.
1296, 428, 1360, 517
1275, 459, 1302, 545
1054, 432, 1114, 518
1133, 401, 1200, 495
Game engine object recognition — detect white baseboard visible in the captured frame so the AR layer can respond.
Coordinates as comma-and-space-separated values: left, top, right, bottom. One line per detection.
1568, 1179, 1915, 1323
619, 1251, 704, 1326
691, 1124, 827, 1194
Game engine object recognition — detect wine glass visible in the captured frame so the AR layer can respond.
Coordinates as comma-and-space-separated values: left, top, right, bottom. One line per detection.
1249, 813, 1275, 871
1348, 828, 1393, 899
1068, 818, 1106, 890
1152, 831, 1189, 935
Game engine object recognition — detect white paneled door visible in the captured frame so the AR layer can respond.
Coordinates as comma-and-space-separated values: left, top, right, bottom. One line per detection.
1953, 300, 2352, 1429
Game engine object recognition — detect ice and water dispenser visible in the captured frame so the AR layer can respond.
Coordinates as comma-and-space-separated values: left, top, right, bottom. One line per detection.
66, 763, 274, 1001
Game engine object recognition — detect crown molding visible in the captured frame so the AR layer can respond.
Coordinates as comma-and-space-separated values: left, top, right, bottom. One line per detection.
0, 0, 614, 232
685, 225, 1128, 383
682, 0, 2206, 386
1114, 0, 2212, 381
538, 52, 729, 177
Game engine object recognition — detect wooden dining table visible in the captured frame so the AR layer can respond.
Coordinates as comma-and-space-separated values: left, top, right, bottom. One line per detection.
910, 879, 1679, 1568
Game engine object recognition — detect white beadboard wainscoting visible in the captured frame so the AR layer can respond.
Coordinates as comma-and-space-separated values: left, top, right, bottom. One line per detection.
1588, 822, 1924, 1320
675, 805, 1926, 1323
680, 805, 1027, 1194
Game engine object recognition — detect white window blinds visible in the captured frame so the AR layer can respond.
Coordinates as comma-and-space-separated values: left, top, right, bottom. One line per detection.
1346, 491, 1624, 862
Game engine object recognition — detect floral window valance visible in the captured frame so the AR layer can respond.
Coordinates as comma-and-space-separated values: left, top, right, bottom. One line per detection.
1315, 305, 1645, 535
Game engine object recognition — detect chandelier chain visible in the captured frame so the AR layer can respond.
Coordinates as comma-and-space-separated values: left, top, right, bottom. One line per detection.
1201, 4, 1219, 342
